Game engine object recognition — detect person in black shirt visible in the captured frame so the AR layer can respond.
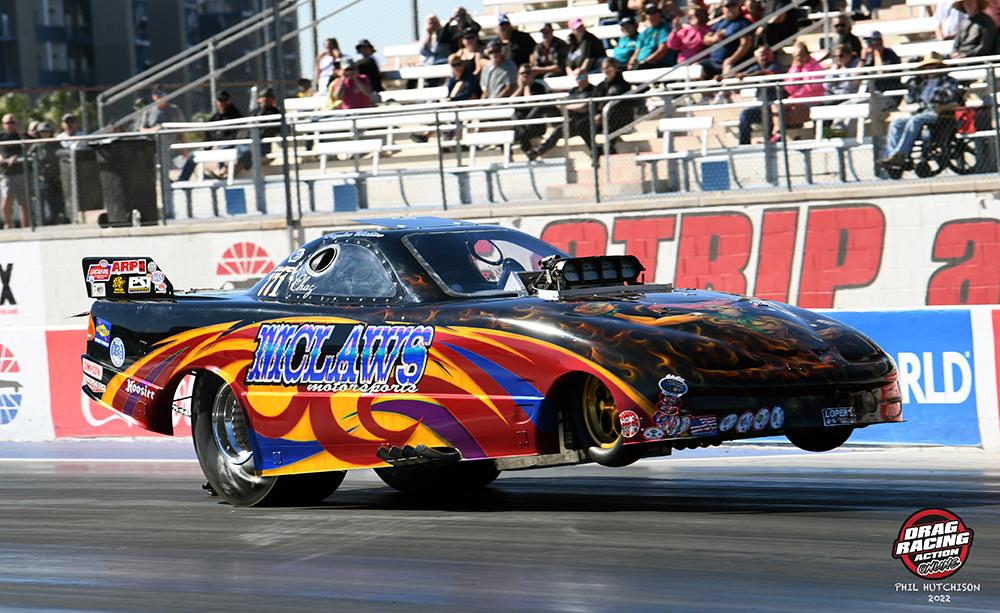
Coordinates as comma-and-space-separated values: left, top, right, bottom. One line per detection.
236, 88, 282, 173
531, 22, 569, 77
206, 90, 244, 141
528, 72, 597, 159
860, 31, 902, 112
566, 18, 606, 77
441, 6, 481, 53
820, 15, 863, 58
757, 0, 800, 49
495, 13, 537, 67
512, 64, 554, 152
354, 39, 383, 92
593, 58, 634, 150
0, 114, 28, 229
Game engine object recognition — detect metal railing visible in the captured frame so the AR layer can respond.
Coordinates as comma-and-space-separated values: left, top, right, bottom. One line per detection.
4, 55, 1000, 232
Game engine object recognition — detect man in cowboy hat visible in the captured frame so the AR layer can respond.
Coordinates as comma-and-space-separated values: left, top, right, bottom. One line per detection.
951, 0, 995, 58
878, 52, 964, 167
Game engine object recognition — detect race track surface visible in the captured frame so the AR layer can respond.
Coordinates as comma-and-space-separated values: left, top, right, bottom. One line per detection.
0, 444, 997, 612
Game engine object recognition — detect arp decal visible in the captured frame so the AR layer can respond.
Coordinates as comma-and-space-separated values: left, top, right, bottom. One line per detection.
86, 259, 147, 282
245, 323, 434, 393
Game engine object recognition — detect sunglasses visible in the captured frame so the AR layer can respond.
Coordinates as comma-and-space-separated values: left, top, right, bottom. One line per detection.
2, 121, 16, 125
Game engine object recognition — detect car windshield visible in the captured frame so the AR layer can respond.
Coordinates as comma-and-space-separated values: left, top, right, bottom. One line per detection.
406, 229, 566, 296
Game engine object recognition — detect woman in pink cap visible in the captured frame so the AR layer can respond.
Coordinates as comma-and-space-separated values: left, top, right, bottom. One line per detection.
566, 17, 605, 77
667, 7, 710, 63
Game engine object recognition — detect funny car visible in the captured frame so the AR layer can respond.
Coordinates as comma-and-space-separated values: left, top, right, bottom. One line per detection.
80, 217, 902, 506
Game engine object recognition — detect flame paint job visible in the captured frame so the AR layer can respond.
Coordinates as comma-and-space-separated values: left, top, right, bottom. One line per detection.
81, 226, 901, 477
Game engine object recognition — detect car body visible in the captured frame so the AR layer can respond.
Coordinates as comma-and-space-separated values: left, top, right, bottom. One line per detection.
80, 217, 902, 505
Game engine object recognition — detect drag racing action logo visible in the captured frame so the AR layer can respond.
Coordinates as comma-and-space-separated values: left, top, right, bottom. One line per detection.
892, 508, 974, 579
246, 323, 434, 394
0, 343, 21, 425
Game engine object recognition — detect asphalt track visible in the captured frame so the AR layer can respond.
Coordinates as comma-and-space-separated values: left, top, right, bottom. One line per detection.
0, 443, 997, 612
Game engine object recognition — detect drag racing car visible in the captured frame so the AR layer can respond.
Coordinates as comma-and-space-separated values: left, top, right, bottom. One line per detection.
80, 217, 902, 506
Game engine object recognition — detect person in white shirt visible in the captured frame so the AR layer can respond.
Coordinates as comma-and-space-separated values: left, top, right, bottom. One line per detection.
935, 0, 967, 40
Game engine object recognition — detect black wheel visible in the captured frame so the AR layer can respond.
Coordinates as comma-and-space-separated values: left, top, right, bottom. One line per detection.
374, 460, 500, 494
785, 427, 854, 452
191, 375, 345, 507
572, 375, 643, 467
914, 144, 946, 177
948, 139, 977, 175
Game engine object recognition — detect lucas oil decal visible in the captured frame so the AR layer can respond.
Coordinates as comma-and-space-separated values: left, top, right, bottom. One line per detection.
245, 323, 433, 393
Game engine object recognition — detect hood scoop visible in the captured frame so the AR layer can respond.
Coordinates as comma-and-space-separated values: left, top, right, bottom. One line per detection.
528, 255, 674, 301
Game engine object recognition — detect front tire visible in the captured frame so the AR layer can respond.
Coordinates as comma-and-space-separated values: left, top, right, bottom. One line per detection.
191, 375, 345, 506
785, 427, 854, 452
374, 460, 500, 494
572, 375, 643, 468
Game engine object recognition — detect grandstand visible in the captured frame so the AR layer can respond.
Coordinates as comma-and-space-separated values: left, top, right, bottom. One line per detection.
8, 0, 1000, 224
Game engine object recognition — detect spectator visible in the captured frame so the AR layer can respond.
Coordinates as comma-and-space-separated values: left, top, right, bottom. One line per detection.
609, 0, 641, 20
446, 56, 481, 101
206, 90, 244, 142
30, 123, 65, 225
825, 44, 862, 96
878, 52, 964, 167
421, 15, 451, 66
296, 78, 314, 97
700, 0, 753, 79
532, 22, 569, 77
667, 8, 710, 64
593, 58, 634, 153
527, 72, 597, 160
449, 29, 484, 79
736, 46, 786, 144
314, 38, 343, 91
441, 7, 481, 53
354, 39, 383, 92
324, 64, 344, 109
951, 0, 996, 58
860, 30, 902, 109
135, 86, 183, 133
757, 0, 799, 50
822, 15, 862, 58
25, 120, 39, 140
480, 41, 518, 98
611, 17, 641, 68
566, 18, 605, 77
936, 0, 967, 39
850, 0, 880, 22
495, 13, 537, 67
57, 113, 87, 150
0, 114, 27, 229
512, 64, 553, 152
630, 3, 674, 69
333, 59, 374, 109
236, 87, 281, 173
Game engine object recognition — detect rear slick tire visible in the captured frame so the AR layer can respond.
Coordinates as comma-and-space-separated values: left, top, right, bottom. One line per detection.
785, 427, 854, 452
374, 460, 500, 494
191, 375, 345, 507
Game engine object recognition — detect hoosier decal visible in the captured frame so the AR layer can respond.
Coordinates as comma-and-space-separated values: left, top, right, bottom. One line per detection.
245, 323, 434, 393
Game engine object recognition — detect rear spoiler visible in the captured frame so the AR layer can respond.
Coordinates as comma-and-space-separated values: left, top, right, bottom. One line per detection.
82, 257, 174, 300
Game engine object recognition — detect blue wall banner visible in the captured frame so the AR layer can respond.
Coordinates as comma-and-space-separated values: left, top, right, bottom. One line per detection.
830, 310, 980, 446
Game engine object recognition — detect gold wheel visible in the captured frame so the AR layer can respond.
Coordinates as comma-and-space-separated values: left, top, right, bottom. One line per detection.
581, 377, 620, 448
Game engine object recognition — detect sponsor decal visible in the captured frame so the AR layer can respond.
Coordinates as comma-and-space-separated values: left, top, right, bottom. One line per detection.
288, 248, 305, 263
217, 241, 275, 278
688, 414, 719, 437
245, 323, 434, 393
87, 259, 147, 282
619, 410, 641, 439
770, 406, 785, 429
124, 378, 155, 400
753, 407, 770, 431
653, 409, 672, 429
642, 426, 664, 440
151, 271, 165, 284
154, 282, 167, 294
822, 406, 856, 427
892, 509, 973, 580
719, 413, 737, 432
0, 344, 22, 426
81, 358, 102, 380
111, 276, 125, 294
665, 413, 690, 438
658, 374, 688, 397
90, 282, 106, 297
84, 376, 106, 394
736, 411, 754, 433
128, 275, 151, 294
327, 230, 385, 239
94, 318, 111, 347
148, 262, 157, 273
109, 337, 125, 368
0, 262, 15, 309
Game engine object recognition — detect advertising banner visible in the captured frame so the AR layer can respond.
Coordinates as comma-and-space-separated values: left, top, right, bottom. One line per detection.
0, 327, 54, 440
46, 328, 191, 438
831, 310, 980, 445
0, 241, 47, 328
